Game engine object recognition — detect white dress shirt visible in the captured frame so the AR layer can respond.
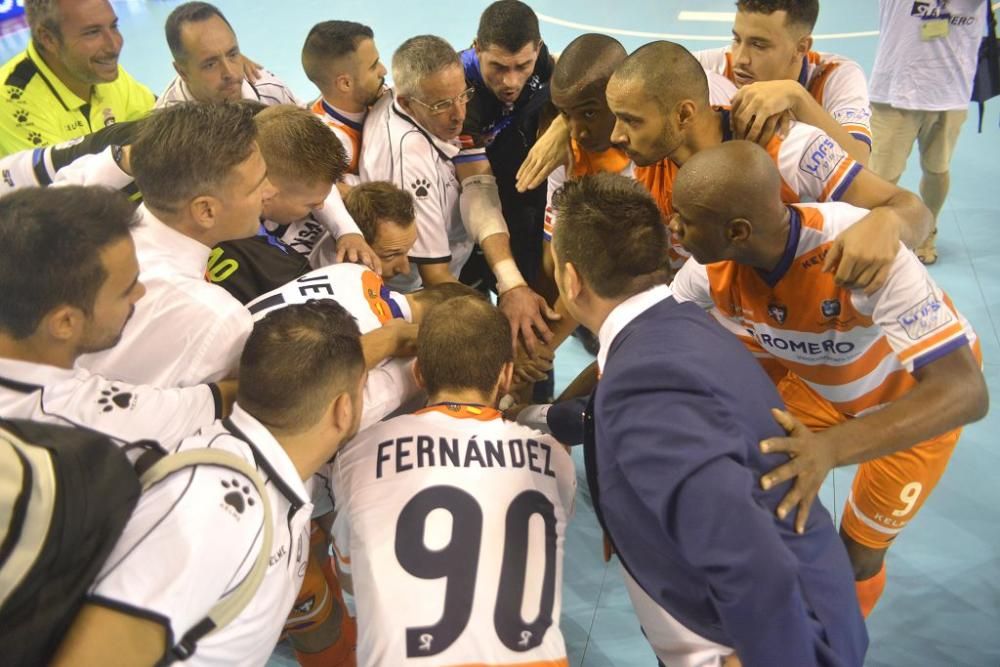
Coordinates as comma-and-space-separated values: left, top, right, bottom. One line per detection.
596, 284, 674, 373
78, 205, 253, 387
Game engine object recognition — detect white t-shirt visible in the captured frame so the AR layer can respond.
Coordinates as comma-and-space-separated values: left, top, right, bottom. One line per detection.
361, 91, 473, 292
0, 357, 219, 449
88, 404, 313, 667
156, 69, 301, 108
870, 0, 987, 110
78, 205, 254, 388
331, 404, 576, 666
247, 263, 418, 432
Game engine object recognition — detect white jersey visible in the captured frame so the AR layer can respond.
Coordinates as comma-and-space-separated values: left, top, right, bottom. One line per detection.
246, 263, 418, 431
332, 404, 576, 667
0, 357, 219, 450
696, 47, 873, 146
156, 68, 302, 108
870, 0, 987, 110
89, 405, 313, 667
361, 90, 473, 293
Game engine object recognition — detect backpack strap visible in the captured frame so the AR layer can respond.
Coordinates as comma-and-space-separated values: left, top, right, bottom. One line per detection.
139, 448, 273, 664
0, 428, 57, 609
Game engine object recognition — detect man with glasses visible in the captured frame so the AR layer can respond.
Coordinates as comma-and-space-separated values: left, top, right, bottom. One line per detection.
361, 35, 557, 351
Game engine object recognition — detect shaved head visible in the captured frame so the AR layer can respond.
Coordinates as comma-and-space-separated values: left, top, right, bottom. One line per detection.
612, 40, 709, 112
551, 33, 626, 153
551, 33, 626, 97
676, 141, 783, 221
672, 141, 787, 264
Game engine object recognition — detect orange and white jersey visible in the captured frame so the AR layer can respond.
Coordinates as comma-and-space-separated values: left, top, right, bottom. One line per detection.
311, 97, 364, 184
246, 262, 410, 334
672, 202, 976, 417
543, 141, 634, 242
332, 404, 576, 667
637, 114, 862, 270
695, 47, 873, 148
544, 72, 734, 245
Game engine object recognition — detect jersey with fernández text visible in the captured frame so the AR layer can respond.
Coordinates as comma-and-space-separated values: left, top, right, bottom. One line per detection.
671, 202, 977, 417
695, 47, 873, 147
332, 404, 576, 667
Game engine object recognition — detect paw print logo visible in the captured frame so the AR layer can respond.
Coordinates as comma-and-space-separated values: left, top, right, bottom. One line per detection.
27, 131, 43, 146
13, 109, 28, 124
221, 478, 255, 515
7, 88, 22, 101
411, 177, 431, 199
98, 387, 133, 412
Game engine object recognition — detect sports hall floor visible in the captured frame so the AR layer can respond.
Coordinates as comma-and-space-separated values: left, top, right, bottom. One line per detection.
2, 1, 998, 664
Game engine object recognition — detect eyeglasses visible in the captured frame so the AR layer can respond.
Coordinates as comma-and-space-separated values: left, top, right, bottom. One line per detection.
409, 87, 475, 115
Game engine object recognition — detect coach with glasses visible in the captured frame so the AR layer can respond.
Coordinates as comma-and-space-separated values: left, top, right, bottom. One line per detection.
361, 34, 557, 353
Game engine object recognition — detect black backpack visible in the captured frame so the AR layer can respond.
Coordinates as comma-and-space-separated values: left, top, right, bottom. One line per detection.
0, 419, 274, 666
971, 2, 1000, 131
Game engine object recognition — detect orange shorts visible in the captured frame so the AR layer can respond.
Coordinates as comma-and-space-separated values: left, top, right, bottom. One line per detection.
777, 373, 961, 550
284, 524, 336, 635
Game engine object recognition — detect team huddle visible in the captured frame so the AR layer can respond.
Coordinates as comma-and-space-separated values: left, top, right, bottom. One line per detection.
0, 0, 990, 666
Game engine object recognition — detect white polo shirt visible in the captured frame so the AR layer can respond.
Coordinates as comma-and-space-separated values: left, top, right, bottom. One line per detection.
331, 404, 576, 666
360, 90, 473, 292
246, 263, 419, 431
0, 356, 220, 449
869, 0, 986, 110
78, 205, 254, 388
156, 68, 302, 108
88, 404, 313, 667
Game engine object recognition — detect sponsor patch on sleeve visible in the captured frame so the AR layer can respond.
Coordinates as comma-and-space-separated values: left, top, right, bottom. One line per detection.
798, 135, 847, 181
897, 294, 954, 340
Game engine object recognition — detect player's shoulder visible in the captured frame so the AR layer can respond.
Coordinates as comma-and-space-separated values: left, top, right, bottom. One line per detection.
813, 50, 865, 73
792, 201, 869, 236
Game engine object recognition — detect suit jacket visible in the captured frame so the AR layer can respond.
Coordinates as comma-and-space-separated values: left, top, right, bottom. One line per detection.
585, 295, 867, 667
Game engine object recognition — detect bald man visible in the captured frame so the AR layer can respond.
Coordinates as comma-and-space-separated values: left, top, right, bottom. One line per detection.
607, 40, 931, 293
670, 141, 988, 618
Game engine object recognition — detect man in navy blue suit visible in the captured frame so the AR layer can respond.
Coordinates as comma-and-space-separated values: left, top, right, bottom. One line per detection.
547, 173, 867, 666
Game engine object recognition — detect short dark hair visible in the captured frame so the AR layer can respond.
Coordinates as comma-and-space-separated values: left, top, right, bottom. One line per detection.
238, 301, 365, 432
343, 181, 415, 245
736, 0, 819, 31
302, 20, 375, 87
0, 187, 138, 339
552, 173, 670, 299
130, 102, 258, 214
255, 105, 347, 186
165, 2, 235, 61
476, 0, 541, 52
614, 41, 709, 112
418, 296, 512, 397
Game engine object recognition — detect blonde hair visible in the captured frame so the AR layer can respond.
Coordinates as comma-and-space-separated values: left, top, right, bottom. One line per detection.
254, 105, 348, 186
